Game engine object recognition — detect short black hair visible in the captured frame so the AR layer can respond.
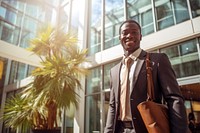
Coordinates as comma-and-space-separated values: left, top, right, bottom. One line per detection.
119, 19, 141, 34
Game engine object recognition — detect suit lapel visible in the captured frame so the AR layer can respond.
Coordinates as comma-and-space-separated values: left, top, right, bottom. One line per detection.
130, 51, 146, 95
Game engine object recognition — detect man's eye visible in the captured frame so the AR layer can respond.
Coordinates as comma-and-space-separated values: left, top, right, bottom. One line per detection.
121, 30, 140, 36
121, 32, 127, 35
132, 31, 139, 35
122, 31, 139, 35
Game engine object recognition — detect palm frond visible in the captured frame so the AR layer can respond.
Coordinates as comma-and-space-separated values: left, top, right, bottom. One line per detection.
2, 25, 88, 130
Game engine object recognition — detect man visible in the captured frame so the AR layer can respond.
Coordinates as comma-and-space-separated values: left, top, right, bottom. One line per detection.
104, 19, 190, 133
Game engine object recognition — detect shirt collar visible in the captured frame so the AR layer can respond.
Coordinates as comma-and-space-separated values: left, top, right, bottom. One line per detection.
123, 48, 142, 61
130, 48, 142, 60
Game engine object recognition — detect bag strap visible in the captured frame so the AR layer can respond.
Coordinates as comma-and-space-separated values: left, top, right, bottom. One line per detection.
146, 53, 155, 101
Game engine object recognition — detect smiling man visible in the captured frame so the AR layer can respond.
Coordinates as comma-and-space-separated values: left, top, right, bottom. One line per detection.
104, 20, 190, 133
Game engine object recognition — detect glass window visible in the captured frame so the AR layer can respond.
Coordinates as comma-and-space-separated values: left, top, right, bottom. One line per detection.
160, 39, 200, 78
172, 64, 182, 78
25, 3, 43, 19
8, 61, 29, 84
27, 65, 36, 76
103, 91, 110, 132
2, 0, 25, 12
23, 16, 38, 34
85, 94, 101, 133
103, 60, 119, 90
180, 39, 197, 56
105, 26, 113, 49
9, 61, 18, 84
44, 0, 58, 6
141, 9, 154, 35
0, 6, 6, 18
42, 5, 56, 24
172, 0, 190, 24
90, 27, 101, 55
71, 0, 80, 33
17, 63, 27, 81
86, 67, 101, 94
60, 3, 69, 31
155, 0, 174, 30
0, 22, 20, 45
113, 23, 121, 45
181, 60, 200, 77
189, 0, 200, 18
0, 4, 23, 27
19, 16, 39, 48
34, 7, 46, 22
104, 0, 123, 49
88, 0, 102, 55
160, 45, 179, 58
128, 0, 154, 36
20, 29, 35, 48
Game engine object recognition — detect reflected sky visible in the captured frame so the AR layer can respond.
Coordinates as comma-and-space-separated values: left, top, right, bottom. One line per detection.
91, 0, 123, 26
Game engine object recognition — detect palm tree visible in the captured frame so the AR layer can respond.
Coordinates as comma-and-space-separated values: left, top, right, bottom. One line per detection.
2, 25, 88, 132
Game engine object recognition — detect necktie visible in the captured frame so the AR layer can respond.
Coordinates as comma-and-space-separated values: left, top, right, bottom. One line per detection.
120, 57, 133, 121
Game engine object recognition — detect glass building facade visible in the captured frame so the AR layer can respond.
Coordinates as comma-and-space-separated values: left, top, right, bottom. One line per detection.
0, 0, 200, 133
85, 0, 200, 133
0, 0, 80, 132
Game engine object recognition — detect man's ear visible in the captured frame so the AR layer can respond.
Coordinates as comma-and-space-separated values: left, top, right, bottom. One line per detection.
140, 34, 142, 40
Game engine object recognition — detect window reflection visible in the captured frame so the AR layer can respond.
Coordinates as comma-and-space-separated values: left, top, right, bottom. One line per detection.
9, 61, 27, 84
86, 67, 101, 94
25, 4, 45, 19
0, 0, 54, 48
172, 0, 190, 23
160, 45, 179, 58
17, 63, 26, 81
89, 0, 102, 55
0, 22, 20, 45
190, 0, 200, 18
128, 0, 154, 36
161, 39, 200, 78
141, 9, 154, 35
85, 94, 101, 133
27, 65, 36, 76
104, 60, 119, 90
90, 27, 101, 54
155, 0, 190, 30
71, 0, 80, 33
103, 91, 110, 132
20, 16, 38, 48
2, 0, 25, 12
20, 30, 35, 48
104, 0, 123, 49
60, 3, 69, 31
155, 0, 174, 30
180, 40, 197, 55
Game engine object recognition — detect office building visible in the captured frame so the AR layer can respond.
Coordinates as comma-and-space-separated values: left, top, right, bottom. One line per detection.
0, 0, 200, 133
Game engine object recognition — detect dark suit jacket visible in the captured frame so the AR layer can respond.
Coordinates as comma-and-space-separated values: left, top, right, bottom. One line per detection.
104, 50, 189, 133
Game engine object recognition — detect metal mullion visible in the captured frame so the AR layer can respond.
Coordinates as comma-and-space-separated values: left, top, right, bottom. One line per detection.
100, 0, 105, 132
186, 0, 193, 20
124, 0, 128, 20
151, 0, 157, 32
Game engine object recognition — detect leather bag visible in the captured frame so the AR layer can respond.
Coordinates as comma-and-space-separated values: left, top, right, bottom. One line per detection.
137, 53, 170, 133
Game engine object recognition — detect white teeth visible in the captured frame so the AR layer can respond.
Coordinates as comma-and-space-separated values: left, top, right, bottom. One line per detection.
126, 41, 134, 43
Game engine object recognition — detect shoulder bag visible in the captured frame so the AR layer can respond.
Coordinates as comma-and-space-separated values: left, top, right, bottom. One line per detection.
137, 53, 170, 133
